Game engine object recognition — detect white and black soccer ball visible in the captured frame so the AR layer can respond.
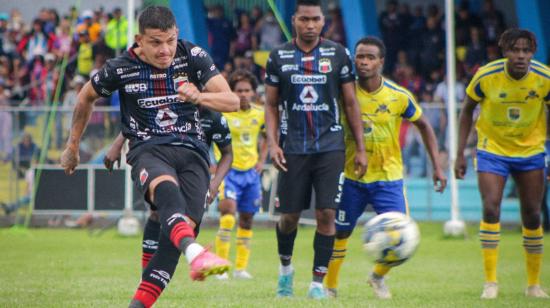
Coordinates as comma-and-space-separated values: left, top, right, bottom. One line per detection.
362, 211, 420, 267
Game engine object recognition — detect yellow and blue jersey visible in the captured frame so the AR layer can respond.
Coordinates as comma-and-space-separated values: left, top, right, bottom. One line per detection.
222, 105, 265, 171
465, 58, 550, 157
344, 79, 422, 183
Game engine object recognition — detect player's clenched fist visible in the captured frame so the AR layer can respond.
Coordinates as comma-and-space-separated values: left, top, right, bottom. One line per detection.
60, 147, 79, 175
177, 82, 202, 104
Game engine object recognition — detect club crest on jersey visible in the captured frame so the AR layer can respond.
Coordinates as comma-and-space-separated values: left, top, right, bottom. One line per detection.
508, 107, 520, 121
319, 58, 332, 73
375, 104, 390, 114
139, 168, 148, 186
173, 75, 188, 90
525, 90, 539, 100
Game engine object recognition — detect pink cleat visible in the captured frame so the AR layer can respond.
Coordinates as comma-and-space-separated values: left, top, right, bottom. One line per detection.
189, 248, 231, 281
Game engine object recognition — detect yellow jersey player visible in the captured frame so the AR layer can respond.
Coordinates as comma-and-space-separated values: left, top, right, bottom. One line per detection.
455, 28, 550, 299
215, 69, 268, 279
324, 36, 446, 299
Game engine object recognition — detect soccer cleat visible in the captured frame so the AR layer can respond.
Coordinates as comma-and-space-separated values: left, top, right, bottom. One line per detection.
233, 270, 253, 279
368, 273, 391, 299
276, 270, 294, 297
215, 273, 229, 280
480, 282, 498, 299
525, 285, 550, 298
307, 282, 328, 299
189, 248, 231, 281
326, 288, 337, 298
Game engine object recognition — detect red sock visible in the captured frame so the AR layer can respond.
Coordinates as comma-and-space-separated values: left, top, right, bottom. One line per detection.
142, 253, 154, 269
133, 281, 162, 308
169, 221, 194, 249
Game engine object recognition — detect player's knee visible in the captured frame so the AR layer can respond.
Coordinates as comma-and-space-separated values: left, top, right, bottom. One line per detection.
522, 208, 541, 229
218, 199, 236, 215
149, 211, 160, 222
482, 204, 500, 223
239, 213, 254, 229
279, 213, 299, 233
148, 176, 178, 203
316, 208, 336, 226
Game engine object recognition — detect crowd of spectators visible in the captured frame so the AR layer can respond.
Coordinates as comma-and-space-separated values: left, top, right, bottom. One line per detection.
0, 0, 511, 179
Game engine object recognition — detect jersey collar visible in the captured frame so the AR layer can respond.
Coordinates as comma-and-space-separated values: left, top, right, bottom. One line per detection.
292, 37, 323, 54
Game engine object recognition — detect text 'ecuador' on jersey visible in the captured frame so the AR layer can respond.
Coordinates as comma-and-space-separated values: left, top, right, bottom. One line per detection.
344, 79, 422, 184
466, 59, 550, 158
90, 40, 220, 162
265, 39, 355, 154
223, 105, 264, 171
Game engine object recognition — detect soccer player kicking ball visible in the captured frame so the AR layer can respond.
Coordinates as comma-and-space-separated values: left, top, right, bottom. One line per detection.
455, 28, 550, 299
61, 6, 239, 308
104, 104, 233, 272
324, 36, 447, 299
265, 0, 367, 299
214, 69, 268, 280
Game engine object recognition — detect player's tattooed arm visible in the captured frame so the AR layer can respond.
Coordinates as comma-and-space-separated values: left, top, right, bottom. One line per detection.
61, 81, 101, 174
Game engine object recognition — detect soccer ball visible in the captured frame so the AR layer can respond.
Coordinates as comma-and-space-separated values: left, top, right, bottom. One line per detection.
362, 211, 420, 267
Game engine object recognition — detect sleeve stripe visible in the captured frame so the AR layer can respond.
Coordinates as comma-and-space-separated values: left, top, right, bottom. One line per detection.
474, 82, 484, 99
531, 67, 550, 80
470, 66, 504, 86
402, 99, 418, 119
383, 80, 416, 102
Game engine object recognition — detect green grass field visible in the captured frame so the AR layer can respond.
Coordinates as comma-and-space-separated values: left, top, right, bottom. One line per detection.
0, 222, 548, 307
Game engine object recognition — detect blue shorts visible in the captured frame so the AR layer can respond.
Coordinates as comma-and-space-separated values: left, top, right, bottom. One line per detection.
219, 168, 262, 214
335, 179, 407, 232
476, 150, 546, 177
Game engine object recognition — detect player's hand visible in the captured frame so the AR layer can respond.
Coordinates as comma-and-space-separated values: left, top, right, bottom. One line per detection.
207, 181, 219, 205
61, 146, 79, 175
354, 149, 367, 178
269, 145, 287, 172
177, 82, 201, 104
103, 145, 122, 172
433, 167, 447, 193
254, 161, 264, 173
454, 154, 467, 179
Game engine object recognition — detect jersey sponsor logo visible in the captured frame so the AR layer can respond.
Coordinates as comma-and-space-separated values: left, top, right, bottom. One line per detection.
291, 74, 327, 84
299, 86, 318, 103
281, 64, 299, 72
137, 95, 183, 108
173, 76, 188, 90
121, 71, 140, 79
507, 107, 521, 121
278, 50, 295, 59
155, 108, 179, 127
320, 47, 336, 56
340, 65, 350, 76
191, 46, 202, 56
139, 168, 148, 186
301, 56, 314, 62
124, 83, 147, 93
173, 63, 188, 69
319, 58, 332, 73
150, 73, 167, 79
292, 102, 329, 111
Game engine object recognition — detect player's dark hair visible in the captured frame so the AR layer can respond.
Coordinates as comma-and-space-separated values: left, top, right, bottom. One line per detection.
228, 69, 258, 92
138, 6, 176, 34
295, 0, 321, 12
355, 36, 386, 58
498, 28, 537, 53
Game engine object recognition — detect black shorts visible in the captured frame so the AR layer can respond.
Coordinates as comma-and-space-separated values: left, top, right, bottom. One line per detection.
277, 151, 345, 213
128, 145, 210, 225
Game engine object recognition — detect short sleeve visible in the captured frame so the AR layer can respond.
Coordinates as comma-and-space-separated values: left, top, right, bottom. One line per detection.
212, 113, 232, 149
264, 50, 280, 86
90, 60, 120, 97
188, 44, 220, 87
465, 69, 487, 102
401, 93, 423, 121
338, 46, 355, 84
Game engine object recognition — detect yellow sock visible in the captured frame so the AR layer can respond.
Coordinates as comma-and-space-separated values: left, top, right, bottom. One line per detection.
523, 226, 543, 286
215, 214, 235, 259
480, 221, 500, 283
372, 262, 391, 277
235, 227, 253, 271
325, 238, 348, 290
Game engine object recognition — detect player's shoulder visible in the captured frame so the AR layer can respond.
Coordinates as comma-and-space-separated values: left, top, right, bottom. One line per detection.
530, 60, 550, 80
471, 59, 506, 81
269, 41, 295, 58
320, 39, 350, 55
382, 78, 416, 101
178, 39, 208, 57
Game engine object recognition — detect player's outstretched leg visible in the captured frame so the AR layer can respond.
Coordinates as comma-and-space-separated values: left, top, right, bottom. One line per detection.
523, 225, 549, 298
479, 221, 500, 299
368, 264, 392, 299
276, 223, 297, 297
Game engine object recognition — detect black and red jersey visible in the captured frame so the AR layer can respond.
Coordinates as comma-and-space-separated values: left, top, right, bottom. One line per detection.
91, 40, 219, 162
